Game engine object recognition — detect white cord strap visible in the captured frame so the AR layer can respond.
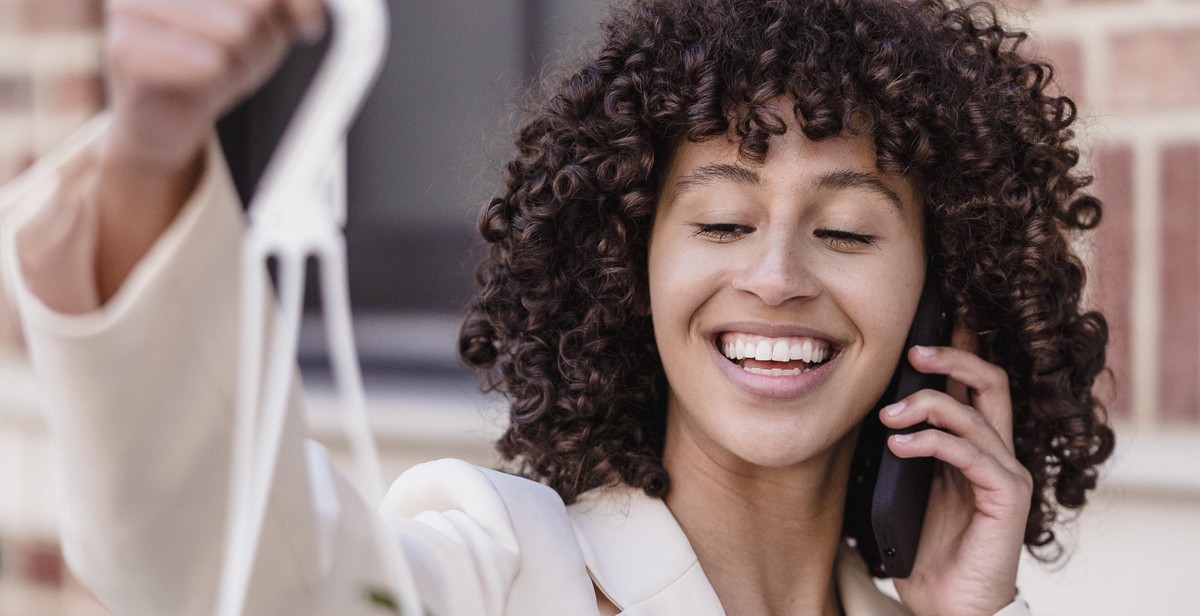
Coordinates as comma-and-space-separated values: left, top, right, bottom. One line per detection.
216, 1, 417, 614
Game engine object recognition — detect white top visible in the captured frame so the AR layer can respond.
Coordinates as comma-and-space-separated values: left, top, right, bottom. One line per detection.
0, 122, 1032, 616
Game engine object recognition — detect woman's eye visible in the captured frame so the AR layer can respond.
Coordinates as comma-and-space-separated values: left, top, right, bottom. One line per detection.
815, 228, 877, 248
691, 223, 752, 242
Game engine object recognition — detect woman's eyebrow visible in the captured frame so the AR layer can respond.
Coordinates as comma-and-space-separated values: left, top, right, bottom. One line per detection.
814, 169, 904, 212
670, 163, 905, 212
672, 163, 760, 198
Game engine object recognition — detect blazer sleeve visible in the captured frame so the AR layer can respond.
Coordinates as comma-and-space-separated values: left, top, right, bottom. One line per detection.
0, 124, 594, 616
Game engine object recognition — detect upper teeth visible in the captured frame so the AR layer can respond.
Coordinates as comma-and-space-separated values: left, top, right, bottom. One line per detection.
720, 334, 831, 363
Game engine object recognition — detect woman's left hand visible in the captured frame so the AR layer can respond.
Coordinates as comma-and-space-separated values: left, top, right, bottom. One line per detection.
881, 328, 1032, 616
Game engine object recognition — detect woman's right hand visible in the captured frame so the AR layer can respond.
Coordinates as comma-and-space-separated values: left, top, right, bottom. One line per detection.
91, 0, 326, 302
103, 0, 325, 173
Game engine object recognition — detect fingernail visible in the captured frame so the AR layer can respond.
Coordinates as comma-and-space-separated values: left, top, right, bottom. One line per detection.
884, 401, 906, 417
915, 345, 935, 357
893, 433, 914, 443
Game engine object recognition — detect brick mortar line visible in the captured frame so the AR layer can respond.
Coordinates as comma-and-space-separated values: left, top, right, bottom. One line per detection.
0, 33, 101, 48
1, 35, 103, 74
1075, 113, 1200, 142
1131, 139, 1161, 429
24, 112, 94, 153
1022, 5, 1200, 34
1032, 0, 1067, 10
1078, 28, 1110, 114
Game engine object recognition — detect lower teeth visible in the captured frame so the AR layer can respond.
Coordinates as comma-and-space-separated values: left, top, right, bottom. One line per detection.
742, 365, 816, 376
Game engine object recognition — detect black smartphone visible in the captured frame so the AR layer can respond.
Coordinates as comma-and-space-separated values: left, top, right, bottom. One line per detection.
843, 270, 950, 578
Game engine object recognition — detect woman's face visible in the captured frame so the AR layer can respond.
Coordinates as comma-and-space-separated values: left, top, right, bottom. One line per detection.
648, 117, 926, 470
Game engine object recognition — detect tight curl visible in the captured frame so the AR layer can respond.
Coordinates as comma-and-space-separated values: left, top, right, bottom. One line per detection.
459, 0, 1114, 562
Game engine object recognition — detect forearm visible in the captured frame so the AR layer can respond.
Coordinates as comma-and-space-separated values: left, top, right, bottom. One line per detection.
94, 136, 204, 304
6, 138, 358, 614
9, 136, 242, 610
12, 121, 202, 315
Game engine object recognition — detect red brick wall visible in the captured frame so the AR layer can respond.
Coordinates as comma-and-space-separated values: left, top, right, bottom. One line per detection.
1023, 0, 1200, 425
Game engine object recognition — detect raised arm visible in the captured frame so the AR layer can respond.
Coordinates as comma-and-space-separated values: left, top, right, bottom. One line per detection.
42, 0, 326, 311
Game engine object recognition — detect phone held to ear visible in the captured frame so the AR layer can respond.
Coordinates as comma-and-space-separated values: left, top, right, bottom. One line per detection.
843, 270, 950, 578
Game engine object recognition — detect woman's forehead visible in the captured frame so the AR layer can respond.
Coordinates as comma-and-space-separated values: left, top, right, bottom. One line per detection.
659, 127, 919, 212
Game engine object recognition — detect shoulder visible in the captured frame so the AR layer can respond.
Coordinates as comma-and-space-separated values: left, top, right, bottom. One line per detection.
381, 458, 566, 521
379, 459, 598, 613
380, 458, 574, 550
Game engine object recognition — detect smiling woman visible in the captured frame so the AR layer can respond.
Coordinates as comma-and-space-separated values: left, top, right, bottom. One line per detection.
460, 0, 1113, 612
5, 0, 1111, 614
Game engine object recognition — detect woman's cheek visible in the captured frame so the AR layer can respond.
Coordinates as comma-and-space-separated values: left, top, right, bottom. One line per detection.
651, 239, 731, 307
836, 257, 923, 349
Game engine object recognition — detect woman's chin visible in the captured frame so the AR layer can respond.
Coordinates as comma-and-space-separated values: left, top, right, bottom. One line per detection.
708, 423, 857, 471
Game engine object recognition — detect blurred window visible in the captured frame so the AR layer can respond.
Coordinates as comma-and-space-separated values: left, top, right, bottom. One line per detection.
217, 1, 607, 379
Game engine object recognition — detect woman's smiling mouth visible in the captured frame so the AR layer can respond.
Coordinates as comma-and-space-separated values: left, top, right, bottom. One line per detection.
718, 332, 834, 375
704, 329, 844, 400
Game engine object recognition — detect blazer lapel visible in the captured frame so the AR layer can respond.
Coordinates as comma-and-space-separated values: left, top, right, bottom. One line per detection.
568, 485, 725, 615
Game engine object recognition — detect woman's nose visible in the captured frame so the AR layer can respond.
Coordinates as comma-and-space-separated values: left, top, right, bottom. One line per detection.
730, 233, 822, 306
724, 231, 820, 306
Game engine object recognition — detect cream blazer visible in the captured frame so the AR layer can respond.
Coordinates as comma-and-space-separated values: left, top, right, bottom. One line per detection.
0, 121, 1032, 616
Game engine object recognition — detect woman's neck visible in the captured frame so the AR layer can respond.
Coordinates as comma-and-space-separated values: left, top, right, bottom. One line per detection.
662, 415, 857, 616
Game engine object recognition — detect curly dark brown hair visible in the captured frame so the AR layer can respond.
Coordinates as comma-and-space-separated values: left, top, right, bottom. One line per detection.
459, 0, 1114, 563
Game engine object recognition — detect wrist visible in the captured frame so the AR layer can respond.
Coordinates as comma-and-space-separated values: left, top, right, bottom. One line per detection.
93, 130, 207, 302
99, 104, 210, 179
95, 142, 204, 218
